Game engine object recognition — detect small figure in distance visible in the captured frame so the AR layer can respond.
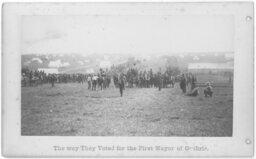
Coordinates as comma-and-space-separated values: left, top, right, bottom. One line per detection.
92, 74, 98, 91
204, 82, 213, 97
87, 74, 92, 90
118, 73, 125, 97
49, 74, 56, 87
158, 71, 163, 91
180, 74, 187, 94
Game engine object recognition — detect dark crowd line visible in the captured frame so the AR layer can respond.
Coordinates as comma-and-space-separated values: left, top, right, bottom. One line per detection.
22, 68, 213, 97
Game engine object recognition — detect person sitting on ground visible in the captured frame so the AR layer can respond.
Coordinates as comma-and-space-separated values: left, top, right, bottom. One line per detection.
204, 82, 213, 97
187, 87, 200, 97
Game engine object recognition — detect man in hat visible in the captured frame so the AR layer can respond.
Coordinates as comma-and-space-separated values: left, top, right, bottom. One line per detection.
92, 74, 98, 91
118, 73, 125, 97
87, 74, 92, 90
180, 74, 187, 93
49, 74, 56, 87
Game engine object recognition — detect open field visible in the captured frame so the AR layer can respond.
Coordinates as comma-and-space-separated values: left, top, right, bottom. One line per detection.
21, 83, 233, 136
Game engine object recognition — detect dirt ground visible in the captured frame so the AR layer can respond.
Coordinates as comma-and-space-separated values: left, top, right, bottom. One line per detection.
21, 83, 233, 136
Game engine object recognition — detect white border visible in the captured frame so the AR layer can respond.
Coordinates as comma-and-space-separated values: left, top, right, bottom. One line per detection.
1, 2, 254, 157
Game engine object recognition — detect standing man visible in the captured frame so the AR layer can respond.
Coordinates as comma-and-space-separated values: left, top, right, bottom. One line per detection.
157, 71, 163, 91
191, 74, 197, 91
118, 73, 125, 97
29, 70, 33, 86
87, 74, 92, 90
92, 74, 98, 91
49, 74, 56, 87
180, 74, 187, 93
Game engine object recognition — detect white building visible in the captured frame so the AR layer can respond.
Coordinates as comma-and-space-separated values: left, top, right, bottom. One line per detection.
99, 60, 111, 69
48, 59, 70, 68
38, 68, 59, 74
86, 68, 94, 74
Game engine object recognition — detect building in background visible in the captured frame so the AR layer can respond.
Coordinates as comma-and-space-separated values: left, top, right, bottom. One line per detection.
188, 62, 233, 74
38, 68, 59, 74
99, 60, 111, 69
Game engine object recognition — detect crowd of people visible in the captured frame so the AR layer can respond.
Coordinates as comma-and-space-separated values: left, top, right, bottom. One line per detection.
113, 68, 176, 89
21, 70, 89, 87
86, 69, 111, 91
21, 69, 112, 89
21, 67, 213, 97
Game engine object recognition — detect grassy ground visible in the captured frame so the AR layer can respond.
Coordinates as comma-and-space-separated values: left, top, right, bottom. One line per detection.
21, 83, 233, 136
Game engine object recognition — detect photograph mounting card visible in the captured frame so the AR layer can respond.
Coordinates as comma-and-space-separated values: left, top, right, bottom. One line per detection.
2, 2, 254, 157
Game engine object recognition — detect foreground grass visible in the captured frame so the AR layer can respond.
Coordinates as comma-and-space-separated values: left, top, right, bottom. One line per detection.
21, 83, 232, 136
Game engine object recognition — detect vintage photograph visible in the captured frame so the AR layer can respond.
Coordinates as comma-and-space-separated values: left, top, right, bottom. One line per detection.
21, 14, 234, 136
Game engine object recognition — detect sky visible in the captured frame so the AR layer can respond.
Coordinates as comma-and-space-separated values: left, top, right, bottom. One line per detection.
21, 15, 234, 55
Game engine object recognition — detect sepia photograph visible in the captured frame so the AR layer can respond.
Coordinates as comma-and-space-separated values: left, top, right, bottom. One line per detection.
21, 14, 234, 136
